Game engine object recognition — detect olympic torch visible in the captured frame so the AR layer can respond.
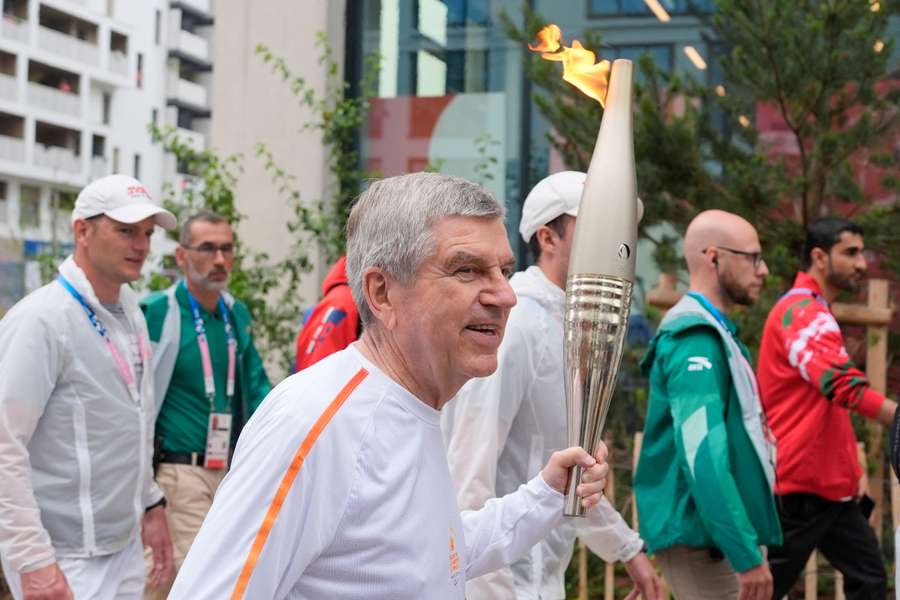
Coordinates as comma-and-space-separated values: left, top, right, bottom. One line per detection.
528, 26, 639, 516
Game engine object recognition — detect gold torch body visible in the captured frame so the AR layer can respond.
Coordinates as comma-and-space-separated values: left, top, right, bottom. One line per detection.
563, 59, 638, 517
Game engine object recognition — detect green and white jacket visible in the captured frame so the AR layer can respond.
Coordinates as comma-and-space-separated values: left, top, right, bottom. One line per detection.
634, 293, 782, 573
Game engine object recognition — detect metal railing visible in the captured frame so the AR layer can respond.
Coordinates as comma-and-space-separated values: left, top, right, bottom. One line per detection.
34, 144, 82, 173
27, 82, 81, 117
0, 134, 25, 162
37, 25, 100, 66
1, 15, 28, 43
0, 73, 17, 101
109, 51, 129, 77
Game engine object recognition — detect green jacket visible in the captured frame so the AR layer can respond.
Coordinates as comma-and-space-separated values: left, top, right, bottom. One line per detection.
634, 304, 782, 573
140, 283, 271, 447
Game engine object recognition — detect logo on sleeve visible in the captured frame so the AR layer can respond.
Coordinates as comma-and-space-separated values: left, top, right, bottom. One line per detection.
687, 356, 712, 371
449, 527, 462, 586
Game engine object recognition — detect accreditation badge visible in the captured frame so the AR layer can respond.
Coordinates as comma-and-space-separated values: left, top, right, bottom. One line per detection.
204, 412, 232, 469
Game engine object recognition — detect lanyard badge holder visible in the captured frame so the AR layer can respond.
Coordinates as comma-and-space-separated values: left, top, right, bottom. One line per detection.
57, 276, 143, 403
186, 285, 237, 470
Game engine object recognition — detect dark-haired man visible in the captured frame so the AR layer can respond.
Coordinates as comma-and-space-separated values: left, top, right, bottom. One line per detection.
140, 212, 270, 596
758, 217, 897, 599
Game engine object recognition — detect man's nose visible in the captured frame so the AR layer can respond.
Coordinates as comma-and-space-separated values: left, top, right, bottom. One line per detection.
484, 272, 517, 309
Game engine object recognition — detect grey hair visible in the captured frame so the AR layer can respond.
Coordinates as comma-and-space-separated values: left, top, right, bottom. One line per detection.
179, 210, 230, 246
346, 172, 505, 327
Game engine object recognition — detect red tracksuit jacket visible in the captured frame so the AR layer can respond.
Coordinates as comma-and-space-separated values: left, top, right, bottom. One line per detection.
758, 272, 886, 501
294, 256, 359, 372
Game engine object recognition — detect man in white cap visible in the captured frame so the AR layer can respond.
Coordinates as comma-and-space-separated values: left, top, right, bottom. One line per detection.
442, 171, 662, 600
0, 174, 176, 599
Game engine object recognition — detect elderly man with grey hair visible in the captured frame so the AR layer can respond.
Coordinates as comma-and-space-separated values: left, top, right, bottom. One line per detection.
169, 172, 610, 599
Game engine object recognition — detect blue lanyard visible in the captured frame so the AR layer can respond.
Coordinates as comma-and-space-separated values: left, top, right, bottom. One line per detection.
686, 291, 735, 336
182, 281, 236, 411
57, 275, 141, 401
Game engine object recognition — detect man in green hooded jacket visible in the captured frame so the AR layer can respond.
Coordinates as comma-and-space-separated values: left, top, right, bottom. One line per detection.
634, 210, 782, 600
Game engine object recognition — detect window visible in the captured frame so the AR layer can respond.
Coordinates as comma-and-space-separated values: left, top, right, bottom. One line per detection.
19, 185, 40, 229
133, 153, 140, 179
0, 181, 7, 223
136, 53, 143, 88
102, 92, 111, 125
112, 146, 119, 172
589, 0, 713, 16
610, 44, 675, 73
151, 108, 158, 127
154, 10, 161, 45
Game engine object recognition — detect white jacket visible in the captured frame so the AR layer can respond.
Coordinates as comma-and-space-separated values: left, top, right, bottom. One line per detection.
442, 266, 644, 600
0, 256, 162, 574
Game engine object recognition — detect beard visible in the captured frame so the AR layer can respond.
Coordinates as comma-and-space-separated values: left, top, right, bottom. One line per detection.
718, 268, 756, 307
826, 262, 863, 293
185, 259, 229, 293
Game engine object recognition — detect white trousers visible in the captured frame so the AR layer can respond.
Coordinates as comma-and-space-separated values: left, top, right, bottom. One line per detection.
2, 536, 144, 600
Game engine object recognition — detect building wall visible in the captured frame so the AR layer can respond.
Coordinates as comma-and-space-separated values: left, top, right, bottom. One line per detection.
210, 0, 347, 313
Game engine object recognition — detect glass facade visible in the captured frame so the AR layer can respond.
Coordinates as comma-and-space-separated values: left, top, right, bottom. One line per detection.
348, 0, 716, 281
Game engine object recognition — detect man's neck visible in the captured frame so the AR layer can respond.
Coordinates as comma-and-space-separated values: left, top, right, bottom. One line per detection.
357, 330, 451, 410
804, 269, 836, 303
73, 252, 119, 304
537, 259, 565, 291
688, 281, 732, 315
185, 279, 220, 313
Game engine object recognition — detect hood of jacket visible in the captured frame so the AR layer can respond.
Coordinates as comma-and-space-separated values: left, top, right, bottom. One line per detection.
322, 256, 349, 296
509, 265, 564, 316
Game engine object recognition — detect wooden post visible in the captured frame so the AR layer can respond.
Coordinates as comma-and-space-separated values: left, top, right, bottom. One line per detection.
632, 432, 643, 530
578, 539, 588, 600
605, 446, 616, 600
804, 551, 818, 600
863, 280, 889, 543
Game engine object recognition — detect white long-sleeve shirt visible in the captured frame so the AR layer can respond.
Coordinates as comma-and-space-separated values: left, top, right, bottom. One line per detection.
170, 344, 565, 599
442, 266, 644, 600
0, 257, 161, 574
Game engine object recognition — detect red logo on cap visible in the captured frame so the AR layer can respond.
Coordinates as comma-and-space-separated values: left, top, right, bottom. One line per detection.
127, 185, 150, 198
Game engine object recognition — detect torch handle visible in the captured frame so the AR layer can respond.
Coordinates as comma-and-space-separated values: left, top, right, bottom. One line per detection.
564, 464, 587, 516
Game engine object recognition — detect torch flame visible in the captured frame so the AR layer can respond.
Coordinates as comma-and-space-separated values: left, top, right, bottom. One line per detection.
529, 24, 611, 107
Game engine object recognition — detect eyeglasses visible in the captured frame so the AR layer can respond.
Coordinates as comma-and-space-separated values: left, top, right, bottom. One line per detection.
703, 246, 765, 268
182, 242, 235, 257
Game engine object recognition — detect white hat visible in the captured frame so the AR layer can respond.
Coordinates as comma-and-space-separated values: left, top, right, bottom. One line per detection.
519, 171, 585, 243
72, 174, 177, 230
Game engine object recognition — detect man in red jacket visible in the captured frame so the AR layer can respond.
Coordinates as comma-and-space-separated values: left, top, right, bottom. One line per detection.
294, 256, 360, 372
758, 217, 897, 599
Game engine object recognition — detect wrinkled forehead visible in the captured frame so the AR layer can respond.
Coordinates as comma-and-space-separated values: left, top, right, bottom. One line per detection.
426, 215, 514, 264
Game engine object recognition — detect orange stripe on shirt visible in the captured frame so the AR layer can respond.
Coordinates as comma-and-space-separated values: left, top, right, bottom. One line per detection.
230, 367, 369, 599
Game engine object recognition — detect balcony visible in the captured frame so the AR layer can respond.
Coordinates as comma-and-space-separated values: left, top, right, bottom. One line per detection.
90, 155, 107, 179
175, 0, 212, 18
34, 144, 81, 173
1, 15, 27, 43
175, 126, 205, 151
37, 26, 100, 67
0, 73, 16, 101
109, 51, 128, 77
169, 29, 209, 64
0, 134, 24, 162
27, 82, 80, 118
169, 76, 207, 111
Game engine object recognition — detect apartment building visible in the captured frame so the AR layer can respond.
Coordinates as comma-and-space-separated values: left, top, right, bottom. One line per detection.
0, 0, 214, 312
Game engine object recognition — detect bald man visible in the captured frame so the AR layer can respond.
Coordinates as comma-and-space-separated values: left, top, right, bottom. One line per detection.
634, 211, 782, 600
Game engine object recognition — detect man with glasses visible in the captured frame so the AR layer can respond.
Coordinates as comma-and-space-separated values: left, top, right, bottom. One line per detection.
140, 211, 270, 597
634, 210, 782, 600
759, 217, 897, 599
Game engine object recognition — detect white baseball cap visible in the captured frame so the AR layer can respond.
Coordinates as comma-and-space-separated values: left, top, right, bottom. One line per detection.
72, 174, 177, 230
519, 171, 585, 243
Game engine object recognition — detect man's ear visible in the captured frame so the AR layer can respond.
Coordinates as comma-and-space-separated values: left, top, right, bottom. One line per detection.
534, 225, 556, 255
810, 247, 828, 271
72, 218, 91, 246
174, 245, 187, 270
362, 267, 398, 330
